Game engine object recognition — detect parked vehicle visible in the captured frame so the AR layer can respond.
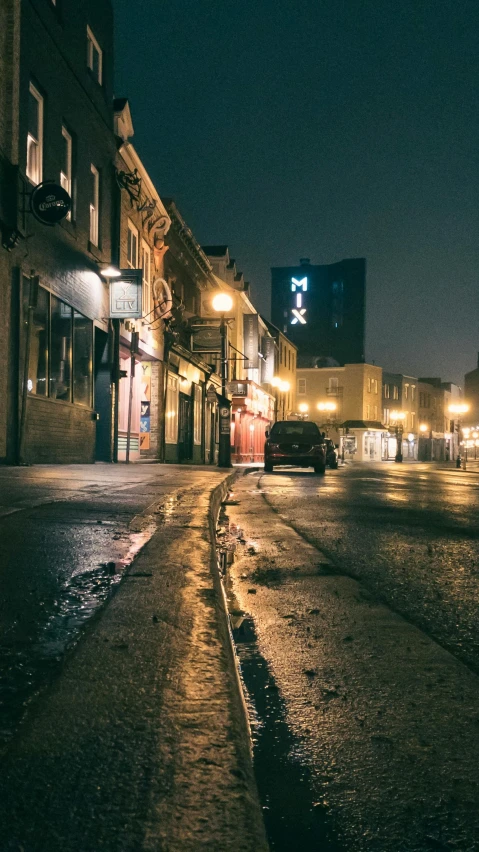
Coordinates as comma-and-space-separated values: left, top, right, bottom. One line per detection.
325, 439, 339, 469
264, 421, 327, 474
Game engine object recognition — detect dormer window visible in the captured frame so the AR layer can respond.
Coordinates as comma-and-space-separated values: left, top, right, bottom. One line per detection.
87, 26, 102, 84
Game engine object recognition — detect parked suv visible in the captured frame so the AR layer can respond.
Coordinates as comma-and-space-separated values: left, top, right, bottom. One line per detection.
264, 421, 327, 474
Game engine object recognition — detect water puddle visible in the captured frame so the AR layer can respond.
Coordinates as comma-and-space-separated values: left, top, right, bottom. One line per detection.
0, 525, 155, 750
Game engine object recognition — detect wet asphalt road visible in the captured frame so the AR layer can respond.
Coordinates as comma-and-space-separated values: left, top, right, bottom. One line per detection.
226, 463, 479, 852
0, 463, 218, 749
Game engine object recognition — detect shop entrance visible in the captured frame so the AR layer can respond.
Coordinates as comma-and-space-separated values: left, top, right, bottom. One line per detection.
178, 392, 193, 462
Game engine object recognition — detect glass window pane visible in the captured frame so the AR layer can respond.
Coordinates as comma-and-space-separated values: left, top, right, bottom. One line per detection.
28, 89, 39, 139
25, 281, 48, 396
73, 312, 92, 406
50, 296, 72, 400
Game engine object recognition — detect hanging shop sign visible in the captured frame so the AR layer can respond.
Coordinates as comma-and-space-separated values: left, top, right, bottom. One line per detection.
243, 314, 259, 370
30, 181, 71, 225
152, 277, 172, 320
261, 336, 275, 383
109, 269, 142, 319
191, 324, 222, 353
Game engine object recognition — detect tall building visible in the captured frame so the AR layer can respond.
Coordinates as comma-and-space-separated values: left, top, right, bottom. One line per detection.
270, 257, 366, 367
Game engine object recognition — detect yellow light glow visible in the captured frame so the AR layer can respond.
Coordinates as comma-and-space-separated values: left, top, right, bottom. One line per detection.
298, 403, 309, 413
279, 380, 290, 392
317, 402, 326, 411
271, 376, 281, 387
325, 401, 336, 411
448, 403, 469, 415
419, 423, 428, 433
390, 410, 406, 421
100, 265, 121, 278
212, 292, 233, 313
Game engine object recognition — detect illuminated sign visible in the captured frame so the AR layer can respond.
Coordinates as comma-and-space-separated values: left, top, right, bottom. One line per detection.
109, 270, 142, 318
290, 276, 307, 324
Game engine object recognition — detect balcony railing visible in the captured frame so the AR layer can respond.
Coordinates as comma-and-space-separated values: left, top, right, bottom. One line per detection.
326, 386, 343, 397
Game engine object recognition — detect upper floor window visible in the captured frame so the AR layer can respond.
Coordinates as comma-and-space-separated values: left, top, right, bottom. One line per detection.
411, 385, 416, 401
60, 126, 72, 220
384, 383, 390, 398
141, 239, 150, 315
393, 385, 399, 400
367, 377, 371, 393
89, 164, 99, 246
404, 384, 409, 400
87, 26, 103, 84
27, 82, 43, 184
329, 377, 338, 390
127, 219, 138, 268
297, 378, 306, 395
383, 408, 390, 424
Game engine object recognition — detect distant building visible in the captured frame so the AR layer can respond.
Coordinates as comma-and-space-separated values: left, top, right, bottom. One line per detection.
296, 363, 385, 462
270, 257, 366, 367
464, 354, 479, 426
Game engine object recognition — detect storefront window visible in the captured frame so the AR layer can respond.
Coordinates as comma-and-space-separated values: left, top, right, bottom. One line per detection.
50, 296, 72, 400
73, 311, 93, 406
194, 383, 202, 444
27, 283, 48, 396
165, 374, 179, 443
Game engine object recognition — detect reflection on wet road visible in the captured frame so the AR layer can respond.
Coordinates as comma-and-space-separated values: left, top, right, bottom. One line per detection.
226, 464, 479, 852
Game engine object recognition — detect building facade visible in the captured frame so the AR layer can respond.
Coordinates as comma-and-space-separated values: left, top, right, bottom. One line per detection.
296, 363, 385, 461
1, 0, 117, 464
271, 257, 366, 367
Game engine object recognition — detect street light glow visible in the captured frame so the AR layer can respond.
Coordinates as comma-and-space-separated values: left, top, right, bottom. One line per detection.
390, 410, 406, 421
299, 403, 309, 413
317, 401, 337, 412
419, 423, 428, 433
279, 380, 290, 392
212, 292, 233, 313
448, 403, 469, 415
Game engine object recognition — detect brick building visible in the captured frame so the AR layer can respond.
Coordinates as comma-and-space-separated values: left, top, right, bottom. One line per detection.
0, 0, 117, 463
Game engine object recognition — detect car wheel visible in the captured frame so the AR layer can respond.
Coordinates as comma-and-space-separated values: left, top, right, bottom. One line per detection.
314, 464, 326, 474
264, 462, 273, 472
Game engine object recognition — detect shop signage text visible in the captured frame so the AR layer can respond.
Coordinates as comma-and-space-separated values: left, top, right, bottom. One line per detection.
30, 181, 71, 225
109, 270, 142, 318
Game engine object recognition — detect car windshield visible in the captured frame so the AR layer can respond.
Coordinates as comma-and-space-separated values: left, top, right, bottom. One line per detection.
269, 422, 322, 440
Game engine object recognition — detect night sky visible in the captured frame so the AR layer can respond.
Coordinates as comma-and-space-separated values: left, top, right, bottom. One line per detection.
113, 0, 479, 387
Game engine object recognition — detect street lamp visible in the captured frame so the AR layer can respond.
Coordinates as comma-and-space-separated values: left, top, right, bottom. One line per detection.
272, 377, 290, 420
212, 292, 234, 468
390, 410, 406, 463
448, 403, 469, 469
298, 402, 309, 420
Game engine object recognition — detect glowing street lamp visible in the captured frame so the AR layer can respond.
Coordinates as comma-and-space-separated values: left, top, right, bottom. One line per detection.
298, 402, 309, 420
213, 291, 234, 468
390, 410, 406, 463
272, 377, 290, 421
448, 402, 469, 469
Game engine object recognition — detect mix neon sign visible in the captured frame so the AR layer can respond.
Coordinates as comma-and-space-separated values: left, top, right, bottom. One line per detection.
291, 276, 307, 324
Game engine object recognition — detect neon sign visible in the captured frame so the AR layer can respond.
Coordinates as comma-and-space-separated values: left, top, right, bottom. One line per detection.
290, 277, 307, 324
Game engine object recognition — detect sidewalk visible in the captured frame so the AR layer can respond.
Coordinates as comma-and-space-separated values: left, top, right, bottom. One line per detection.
0, 464, 269, 852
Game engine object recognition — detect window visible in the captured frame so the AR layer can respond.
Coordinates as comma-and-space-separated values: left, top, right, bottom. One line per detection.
373, 379, 378, 394
373, 405, 377, 420
87, 26, 102, 84
73, 311, 93, 406
165, 373, 179, 443
50, 296, 72, 400
127, 219, 138, 268
193, 384, 202, 445
297, 378, 306, 395
60, 126, 72, 220
410, 411, 416, 429
27, 82, 43, 184
411, 385, 416, 401
367, 377, 371, 393
383, 408, 390, 424
26, 281, 48, 395
384, 384, 390, 398
404, 384, 409, 400
24, 281, 92, 405
366, 404, 370, 419
141, 239, 150, 315
393, 385, 399, 400
329, 376, 338, 391
89, 164, 99, 245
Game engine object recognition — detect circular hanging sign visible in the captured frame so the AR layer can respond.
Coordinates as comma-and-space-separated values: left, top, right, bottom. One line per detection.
30, 181, 71, 225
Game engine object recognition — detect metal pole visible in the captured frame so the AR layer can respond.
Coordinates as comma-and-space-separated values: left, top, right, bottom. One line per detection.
125, 331, 138, 464
18, 274, 38, 465
218, 315, 231, 468
395, 424, 403, 463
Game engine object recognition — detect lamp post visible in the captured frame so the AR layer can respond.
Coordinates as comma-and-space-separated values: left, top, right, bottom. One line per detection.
272, 376, 290, 421
419, 422, 429, 461
448, 403, 469, 469
212, 292, 233, 468
390, 410, 406, 462
316, 401, 337, 434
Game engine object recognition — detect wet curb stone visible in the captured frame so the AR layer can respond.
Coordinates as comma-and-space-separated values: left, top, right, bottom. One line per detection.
0, 471, 269, 852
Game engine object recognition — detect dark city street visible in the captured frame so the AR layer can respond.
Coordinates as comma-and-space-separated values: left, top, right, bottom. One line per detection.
225, 464, 479, 851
